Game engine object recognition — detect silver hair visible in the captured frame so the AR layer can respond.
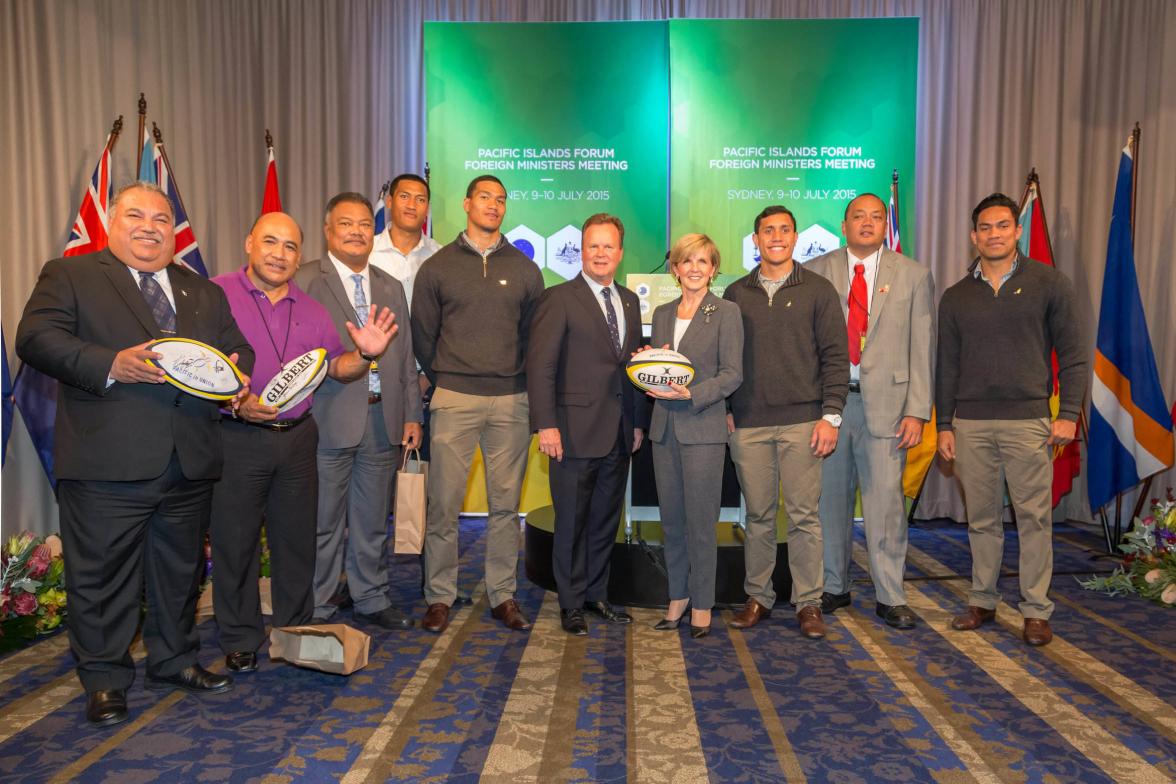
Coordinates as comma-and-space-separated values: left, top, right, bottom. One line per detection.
110, 181, 175, 222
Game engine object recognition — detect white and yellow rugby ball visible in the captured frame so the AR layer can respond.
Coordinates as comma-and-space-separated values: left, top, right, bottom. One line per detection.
259, 349, 329, 413
626, 348, 695, 393
144, 337, 246, 401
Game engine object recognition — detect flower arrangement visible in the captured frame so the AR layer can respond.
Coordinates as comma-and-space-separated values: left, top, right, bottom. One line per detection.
1, 532, 67, 650
1080, 490, 1176, 605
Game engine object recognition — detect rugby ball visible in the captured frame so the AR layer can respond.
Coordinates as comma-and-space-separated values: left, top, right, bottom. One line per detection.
259, 348, 329, 413
626, 348, 695, 393
144, 337, 246, 401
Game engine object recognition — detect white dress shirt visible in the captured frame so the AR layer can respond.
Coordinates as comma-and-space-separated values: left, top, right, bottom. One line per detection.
580, 271, 626, 347
369, 230, 441, 312
847, 247, 881, 382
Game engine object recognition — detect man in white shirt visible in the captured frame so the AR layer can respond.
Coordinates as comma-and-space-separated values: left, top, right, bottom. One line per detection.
369, 173, 441, 314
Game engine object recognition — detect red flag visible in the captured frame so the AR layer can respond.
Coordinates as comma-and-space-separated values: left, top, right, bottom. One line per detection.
262, 146, 282, 214
1018, 174, 1082, 507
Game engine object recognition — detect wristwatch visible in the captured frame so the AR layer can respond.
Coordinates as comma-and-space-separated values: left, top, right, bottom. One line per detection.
359, 350, 379, 362
822, 413, 843, 428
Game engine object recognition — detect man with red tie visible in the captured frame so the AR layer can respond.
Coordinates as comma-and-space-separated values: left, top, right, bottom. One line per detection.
806, 194, 936, 628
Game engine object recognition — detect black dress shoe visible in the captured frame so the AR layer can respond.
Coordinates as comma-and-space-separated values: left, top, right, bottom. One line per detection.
653, 616, 682, 631
583, 600, 632, 625
453, 593, 474, 606
876, 603, 917, 629
355, 605, 413, 630
560, 609, 588, 636
820, 591, 852, 614
86, 689, 129, 727
689, 624, 710, 639
145, 664, 233, 694
225, 651, 258, 672
328, 582, 353, 610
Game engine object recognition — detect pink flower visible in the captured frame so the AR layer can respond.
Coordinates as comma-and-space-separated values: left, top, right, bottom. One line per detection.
1162, 583, 1176, 605
1145, 568, 1163, 584
26, 546, 52, 579
12, 592, 38, 616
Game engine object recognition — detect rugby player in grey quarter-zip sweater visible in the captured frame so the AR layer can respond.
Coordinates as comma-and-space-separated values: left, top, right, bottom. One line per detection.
410, 175, 545, 635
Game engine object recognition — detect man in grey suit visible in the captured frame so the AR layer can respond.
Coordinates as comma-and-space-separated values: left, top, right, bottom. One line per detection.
806, 194, 935, 628
295, 192, 423, 629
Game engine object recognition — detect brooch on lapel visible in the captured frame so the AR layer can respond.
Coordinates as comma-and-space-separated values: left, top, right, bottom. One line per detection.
702, 303, 717, 323
1014, 287, 1022, 295
877, 284, 890, 295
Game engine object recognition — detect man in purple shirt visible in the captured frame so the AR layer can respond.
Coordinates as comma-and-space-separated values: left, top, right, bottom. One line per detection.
209, 211, 398, 674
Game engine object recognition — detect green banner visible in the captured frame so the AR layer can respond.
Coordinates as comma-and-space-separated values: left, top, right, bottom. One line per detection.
669, 18, 918, 273
425, 22, 670, 286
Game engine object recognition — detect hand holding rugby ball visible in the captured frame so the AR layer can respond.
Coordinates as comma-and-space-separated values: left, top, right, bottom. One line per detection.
143, 338, 246, 401
258, 349, 329, 413
626, 347, 695, 398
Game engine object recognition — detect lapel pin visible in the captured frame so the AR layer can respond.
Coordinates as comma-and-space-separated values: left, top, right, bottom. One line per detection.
878, 284, 889, 294
498, 279, 508, 286
786, 301, 792, 308
1015, 287, 1022, 295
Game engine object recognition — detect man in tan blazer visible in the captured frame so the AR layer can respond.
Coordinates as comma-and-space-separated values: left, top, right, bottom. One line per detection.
806, 193, 935, 628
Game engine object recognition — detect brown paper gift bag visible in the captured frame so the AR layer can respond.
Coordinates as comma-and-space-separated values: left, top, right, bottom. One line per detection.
394, 447, 428, 554
268, 624, 370, 675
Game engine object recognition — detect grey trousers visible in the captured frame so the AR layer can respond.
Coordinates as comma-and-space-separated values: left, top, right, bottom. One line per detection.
820, 392, 909, 606
312, 401, 398, 618
424, 387, 530, 608
729, 422, 824, 609
953, 417, 1054, 619
651, 419, 726, 610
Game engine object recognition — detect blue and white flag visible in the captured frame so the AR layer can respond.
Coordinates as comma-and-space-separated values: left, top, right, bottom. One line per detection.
1087, 134, 1174, 512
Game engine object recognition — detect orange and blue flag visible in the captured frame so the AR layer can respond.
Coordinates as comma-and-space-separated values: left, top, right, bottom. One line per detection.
1088, 136, 1174, 511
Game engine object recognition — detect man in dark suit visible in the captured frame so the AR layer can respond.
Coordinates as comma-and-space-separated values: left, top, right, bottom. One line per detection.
295, 192, 422, 630
526, 214, 645, 635
16, 182, 254, 727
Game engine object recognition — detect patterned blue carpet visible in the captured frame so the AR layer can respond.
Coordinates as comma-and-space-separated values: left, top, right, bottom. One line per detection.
1, 516, 1174, 783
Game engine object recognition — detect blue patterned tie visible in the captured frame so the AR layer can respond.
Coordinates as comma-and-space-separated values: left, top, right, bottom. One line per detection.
352, 274, 380, 394
601, 287, 621, 357
138, 271, 176, 334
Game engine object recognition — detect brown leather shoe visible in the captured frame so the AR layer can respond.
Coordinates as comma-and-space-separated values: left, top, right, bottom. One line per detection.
421, 603, 451, 634
951, 605, 996, 631
1023, 618, 1053, 646
728, 597, 771, 629
797, 606, 826, 639
491, 599, 532, 631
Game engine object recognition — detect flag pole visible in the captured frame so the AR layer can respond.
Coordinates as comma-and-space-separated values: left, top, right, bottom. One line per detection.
151, 122, 193, 225
890, 168, 900, 230
135, 93, 147, 174
1125, 122, 1155, 524
107, 115, 124, 154
265, 128, 273, 152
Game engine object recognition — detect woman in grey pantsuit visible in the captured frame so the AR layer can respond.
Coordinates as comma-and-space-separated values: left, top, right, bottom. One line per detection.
647, 234, 744, 637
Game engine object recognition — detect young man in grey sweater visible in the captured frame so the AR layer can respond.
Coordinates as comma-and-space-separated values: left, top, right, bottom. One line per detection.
936, 192, 1087, 647
724, 205, 850, 639
411, 175, 545, 634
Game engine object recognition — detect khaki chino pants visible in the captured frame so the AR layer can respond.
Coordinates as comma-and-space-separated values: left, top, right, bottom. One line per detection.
424, 388, 530, 608
729, 422, 825, 609
952, 417, 1054, 619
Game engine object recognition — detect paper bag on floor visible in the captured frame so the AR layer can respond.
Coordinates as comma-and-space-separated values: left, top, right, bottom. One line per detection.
268, 624, 370, 675
394, 447, 428, 554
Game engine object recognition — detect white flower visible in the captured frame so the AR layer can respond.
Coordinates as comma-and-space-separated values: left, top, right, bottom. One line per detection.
1161, 583, 1176, 605
1145, 568, 1163, 584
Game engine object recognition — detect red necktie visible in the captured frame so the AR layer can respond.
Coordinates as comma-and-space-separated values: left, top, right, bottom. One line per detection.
848, 263, 868, 365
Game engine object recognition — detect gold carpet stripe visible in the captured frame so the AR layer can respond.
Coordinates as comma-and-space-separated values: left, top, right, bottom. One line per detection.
479, 593, 567, 782
724, 610, 807, 783
47, 692, 185, 784
340, 593, 487, 784
836, 606, 1003, 784
1050, 591, 1176, 665
627, 607, 708, 783
536, 622, 589, 783
0, 632, 72, 686
905, 542, 1176, 752
899, 544, 1172, 783
0, 639, 146, 744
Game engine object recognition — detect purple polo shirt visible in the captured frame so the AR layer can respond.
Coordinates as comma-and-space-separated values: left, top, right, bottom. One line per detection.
214, 268, 345, 420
